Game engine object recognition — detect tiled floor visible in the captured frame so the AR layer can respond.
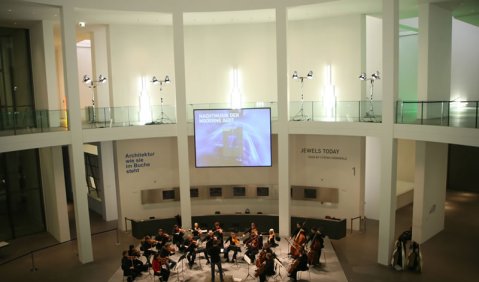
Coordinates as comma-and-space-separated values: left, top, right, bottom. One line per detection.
0, 190, 478, 282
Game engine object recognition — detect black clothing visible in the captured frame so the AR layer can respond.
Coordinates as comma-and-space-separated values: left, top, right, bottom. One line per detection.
208, 243, 224, 282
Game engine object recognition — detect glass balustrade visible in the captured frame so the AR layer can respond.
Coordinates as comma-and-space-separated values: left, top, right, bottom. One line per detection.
396, 101, 479, 129
2, 100, 477, 136
0, 108, 68, 136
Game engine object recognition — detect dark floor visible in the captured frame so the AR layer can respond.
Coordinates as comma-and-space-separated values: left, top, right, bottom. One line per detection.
0, 190, 478, 282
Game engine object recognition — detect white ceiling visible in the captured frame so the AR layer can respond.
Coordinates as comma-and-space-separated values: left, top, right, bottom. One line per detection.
0, 0, 477, 28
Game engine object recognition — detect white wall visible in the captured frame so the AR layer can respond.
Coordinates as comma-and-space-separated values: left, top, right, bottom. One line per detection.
289, 134, 363, 220
185, 23, 277, 105
366, 16, 383, 100
397, 139, 415, 182
289, 15, 363, 102
365, 136, 380, 220
451, 18, 479, 100
108, 25, 175, 107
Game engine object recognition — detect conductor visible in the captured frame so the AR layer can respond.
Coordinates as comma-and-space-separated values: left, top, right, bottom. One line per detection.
208, 236, 224, 282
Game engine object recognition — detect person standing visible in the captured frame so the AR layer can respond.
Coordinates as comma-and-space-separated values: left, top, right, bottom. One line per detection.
208, 236, 224, 282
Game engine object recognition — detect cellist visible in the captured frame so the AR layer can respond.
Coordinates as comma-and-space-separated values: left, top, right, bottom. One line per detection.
307, 227, 324, 266
290, 223, 306, 258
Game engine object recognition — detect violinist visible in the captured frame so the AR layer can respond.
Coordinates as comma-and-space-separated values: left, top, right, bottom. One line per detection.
288, 246, 308, 282
245, 230, 260, 263
192, 222, 202, 240
140, 235, 158, 258
127, 245, 148, 272
213, 221, 224, 247
255, 243, 275, 282
242, 222, 258, 244
155, 228, 170, 250
159, 242, 177, 270
121, 250, 142, 282
268, 228, 279, 248
224, 232, 240, 262
152, 252, 170, 281
172, 224, 186, 251
184, 234, 197, 269
307, 227, 325, 266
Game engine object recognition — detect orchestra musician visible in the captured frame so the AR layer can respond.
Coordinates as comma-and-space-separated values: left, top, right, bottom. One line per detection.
245, 230, 260, 263
155, 228, 170, 250
192, 222, 202, 240
288, 246, 308, 282
127, 245, 148, 272
290, 223, 306, 258
307, 227, 325, 266
255, 242, 275, 282
159, 242, 177, 270
184, 234, 197, 268
140, 235, 158, 258
224, 232, 240, 262
268, 228, 279, 248
172, 224, 186, 251
152, 252, 170, 281
242, 222, 258, 244
213, 221, 224, 247
121, 250, 143, 282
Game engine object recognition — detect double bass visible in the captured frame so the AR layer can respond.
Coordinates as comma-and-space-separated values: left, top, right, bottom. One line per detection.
307, 230, 324, 266
290, 226, 306, 258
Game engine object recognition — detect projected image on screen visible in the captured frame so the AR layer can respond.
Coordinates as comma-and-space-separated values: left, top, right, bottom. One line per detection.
194, 108, 272, 167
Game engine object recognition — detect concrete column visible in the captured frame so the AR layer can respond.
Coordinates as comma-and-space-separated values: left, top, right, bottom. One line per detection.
91, 26, 111, 109
377, 0, 399, 265
99, 141, 118, 221
39, 146, 70, 242
60, 4, 93, 263
413, 142, 448, 243
276, 7, 290, 237
413, 2, 451, 244
365, 136, 381, 220
173, 11, 192, 229
418, 3, 452, 101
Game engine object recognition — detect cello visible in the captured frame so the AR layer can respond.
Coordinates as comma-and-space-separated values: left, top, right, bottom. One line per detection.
290, 225, 306, 258
307, 229, 324, 266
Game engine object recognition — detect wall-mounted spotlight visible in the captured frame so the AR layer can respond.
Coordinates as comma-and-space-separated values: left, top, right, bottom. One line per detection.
292, 70, 313, 121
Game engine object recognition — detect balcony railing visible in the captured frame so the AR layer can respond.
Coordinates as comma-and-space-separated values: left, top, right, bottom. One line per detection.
0, 108, 67, 136
396, 100, 479, 129
289, 100, 383, 123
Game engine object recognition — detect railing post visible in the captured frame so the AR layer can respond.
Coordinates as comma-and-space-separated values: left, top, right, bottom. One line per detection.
475, 101, 478, 129
420, 102, 424, 125
447, 101, 450, 126
30, 251, 38, 272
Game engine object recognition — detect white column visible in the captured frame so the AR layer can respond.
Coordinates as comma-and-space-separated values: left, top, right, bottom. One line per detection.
377, 0, 399, 265
39, 146, 70, 242
276, 7, 290, 237
91, 26, 111, 109
418, 3, 452, 101
60, 4, 94, 263
365, 136, 381, 220
413, 141, 447, 243
173, 11, 192, 229
413, 2, 451, 244
99, 141, 118, 221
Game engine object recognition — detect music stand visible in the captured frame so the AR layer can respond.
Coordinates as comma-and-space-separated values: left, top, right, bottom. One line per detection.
175, 254, 186, 282
243, 254, 255, 281
272, 257, 284, 280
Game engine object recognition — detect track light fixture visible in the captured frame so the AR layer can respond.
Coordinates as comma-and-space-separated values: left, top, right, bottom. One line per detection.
151, 75, 171, 88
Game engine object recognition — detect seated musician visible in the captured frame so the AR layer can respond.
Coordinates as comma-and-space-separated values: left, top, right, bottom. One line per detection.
267, 229, 279, 248
152, 253, 170, 281
307, 227, 325, 266
155, 228, 170, 250
256, 243, 275, 282
172, 224, 186, 251
184, 234, 197, 268
213, 221, 224, 247
224, 232, 240, 262
127, 245, 148, 272
192, 222, 202, 240
140, 235, 158, 259
245, 230, 260, 263
159, 242, 177, 270
290, 222, 302, 240
288, 246, 308, 282
121, 250, 143, 282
